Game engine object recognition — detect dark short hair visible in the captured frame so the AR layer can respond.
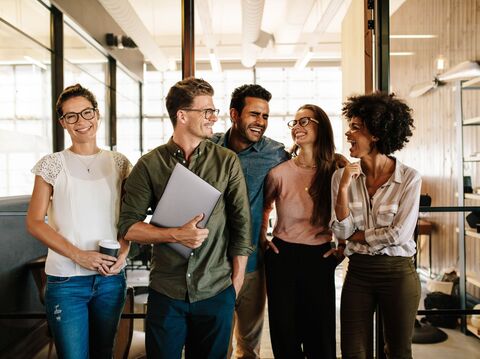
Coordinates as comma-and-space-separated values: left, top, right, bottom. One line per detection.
229, 84, 272, 115
56, 84, 98, 117
342, 92, 415, 155
166, 77, 214, 127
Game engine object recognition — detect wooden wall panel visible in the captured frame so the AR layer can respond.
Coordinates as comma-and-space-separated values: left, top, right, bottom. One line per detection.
389, 0, 480, 297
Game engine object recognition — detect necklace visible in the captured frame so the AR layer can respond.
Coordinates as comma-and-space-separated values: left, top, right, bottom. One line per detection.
294, 157, 317, 169
70, 149, 102, 173
366, 156, 389, 194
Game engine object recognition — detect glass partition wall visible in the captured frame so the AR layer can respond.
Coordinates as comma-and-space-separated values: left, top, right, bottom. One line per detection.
0, 0, 51, 196
63, 19, 109, 150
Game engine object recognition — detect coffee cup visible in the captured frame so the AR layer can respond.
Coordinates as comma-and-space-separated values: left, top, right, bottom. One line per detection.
98, 240, 120, 257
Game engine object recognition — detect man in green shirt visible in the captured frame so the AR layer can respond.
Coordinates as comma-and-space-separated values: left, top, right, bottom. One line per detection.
118, 77, 253, 358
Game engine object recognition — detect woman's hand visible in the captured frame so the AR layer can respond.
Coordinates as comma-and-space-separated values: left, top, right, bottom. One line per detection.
339, 162, 361, 190
71, 250, 117, 272
261, 234, 279, 254
98, 254, 127, 276
347, 230, 367, 245
323, 244, 345, 262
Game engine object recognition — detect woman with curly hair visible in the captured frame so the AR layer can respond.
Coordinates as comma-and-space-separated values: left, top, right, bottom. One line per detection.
330, 92, 421, 359
263, 104, 346, 358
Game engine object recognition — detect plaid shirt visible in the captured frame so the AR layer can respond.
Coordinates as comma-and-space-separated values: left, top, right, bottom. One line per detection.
330, 158, 421, 257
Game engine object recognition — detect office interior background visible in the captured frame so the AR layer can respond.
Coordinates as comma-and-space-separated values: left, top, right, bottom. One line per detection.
0, 0, 479, 358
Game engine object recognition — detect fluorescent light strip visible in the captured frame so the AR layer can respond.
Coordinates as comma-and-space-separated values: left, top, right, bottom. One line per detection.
390, 35, 437, 39
209, 50, 222, 72
390, 52, 415, 56
294, 48, 313, 70
23, 56, 47, 70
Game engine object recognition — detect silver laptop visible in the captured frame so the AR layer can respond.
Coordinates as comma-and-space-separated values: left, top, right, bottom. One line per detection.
150, 163, 222, 258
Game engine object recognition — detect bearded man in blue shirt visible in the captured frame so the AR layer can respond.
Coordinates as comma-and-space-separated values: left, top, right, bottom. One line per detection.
212, 84, 289, 359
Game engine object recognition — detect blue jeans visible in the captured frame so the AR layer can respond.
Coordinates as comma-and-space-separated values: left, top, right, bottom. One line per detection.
45, 272, 126, 359
146, 285, 236, 359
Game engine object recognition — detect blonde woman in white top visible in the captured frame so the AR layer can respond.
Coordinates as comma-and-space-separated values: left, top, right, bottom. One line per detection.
26, 84, 131, 359
331, 92, 421, 359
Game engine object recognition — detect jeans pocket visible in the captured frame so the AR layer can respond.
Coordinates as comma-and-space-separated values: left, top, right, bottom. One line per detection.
47, 275, 71, 284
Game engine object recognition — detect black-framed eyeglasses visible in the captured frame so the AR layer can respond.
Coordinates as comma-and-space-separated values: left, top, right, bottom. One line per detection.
181, 108, 220, 120
60, 107, 98, 124
287, 117, 319, 129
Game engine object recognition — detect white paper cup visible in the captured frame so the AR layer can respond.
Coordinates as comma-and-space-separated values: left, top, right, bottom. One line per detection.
98, 240, 120, 257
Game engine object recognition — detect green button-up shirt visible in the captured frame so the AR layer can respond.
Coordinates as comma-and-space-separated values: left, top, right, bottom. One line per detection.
118, 138, 253, 302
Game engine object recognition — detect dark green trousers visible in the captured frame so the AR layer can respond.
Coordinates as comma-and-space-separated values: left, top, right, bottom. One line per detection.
341, 254, 421, 359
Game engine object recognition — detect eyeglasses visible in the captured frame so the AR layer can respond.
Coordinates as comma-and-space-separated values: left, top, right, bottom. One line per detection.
60, 107, 97, 124
181, 108, 220, 120
287, 117, 319, 129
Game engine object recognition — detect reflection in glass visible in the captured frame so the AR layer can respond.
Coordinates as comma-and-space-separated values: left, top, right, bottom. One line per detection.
116, 66, 140, 163
63, 20, 109, 150
0, 0, 51, 49
0, 20, 51, 196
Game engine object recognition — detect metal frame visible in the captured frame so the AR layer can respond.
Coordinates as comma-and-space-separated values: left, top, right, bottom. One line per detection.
51, 5, 64, 152
108, 56, 117, 150
181, 0, 195, 78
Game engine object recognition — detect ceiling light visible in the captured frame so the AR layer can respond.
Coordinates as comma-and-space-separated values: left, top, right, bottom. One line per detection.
390, 35, 437, 39
390, 52, 415, 56
436, 56, 446, 71
294, 48, 313, 70
23, 56, 47, 70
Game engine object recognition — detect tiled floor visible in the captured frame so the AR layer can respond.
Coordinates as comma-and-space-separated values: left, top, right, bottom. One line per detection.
34, 265, 480, 359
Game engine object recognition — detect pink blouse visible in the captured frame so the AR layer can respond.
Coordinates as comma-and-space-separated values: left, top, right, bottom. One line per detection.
264, 159, 332, 245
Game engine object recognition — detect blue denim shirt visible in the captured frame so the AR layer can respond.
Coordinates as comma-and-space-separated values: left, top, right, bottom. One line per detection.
211, 130, 290, 272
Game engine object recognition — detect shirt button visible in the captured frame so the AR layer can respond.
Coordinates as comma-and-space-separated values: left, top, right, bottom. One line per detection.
182, 160, 186, 164
190, 252, 194, 256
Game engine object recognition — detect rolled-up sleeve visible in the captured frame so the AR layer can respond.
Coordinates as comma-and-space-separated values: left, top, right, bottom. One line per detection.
225, 155, 254, 257
118, 159, 153, 237
330, 169, 357, 240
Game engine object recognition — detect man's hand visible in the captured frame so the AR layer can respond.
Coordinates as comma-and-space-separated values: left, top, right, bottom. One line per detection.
171, 214, 209, 249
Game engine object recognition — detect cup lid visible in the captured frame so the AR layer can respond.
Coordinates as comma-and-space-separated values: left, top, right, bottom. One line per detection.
98, 240, 120, 249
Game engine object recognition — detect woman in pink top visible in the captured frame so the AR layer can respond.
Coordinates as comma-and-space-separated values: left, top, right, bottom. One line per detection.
262, 104, 346, 359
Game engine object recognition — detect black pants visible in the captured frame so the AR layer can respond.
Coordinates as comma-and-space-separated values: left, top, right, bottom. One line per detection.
265, 238, 337, 359
341, 254, 421, 359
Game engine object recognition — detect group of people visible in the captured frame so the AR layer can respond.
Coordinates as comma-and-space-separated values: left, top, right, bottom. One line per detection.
26, 76, 421, 359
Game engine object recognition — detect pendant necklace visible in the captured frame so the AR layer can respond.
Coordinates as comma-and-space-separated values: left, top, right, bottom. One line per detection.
294, 157, 317, 192
71, 149, 102, 173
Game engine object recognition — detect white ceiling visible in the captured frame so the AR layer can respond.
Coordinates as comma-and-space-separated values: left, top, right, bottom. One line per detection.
124, 0, 352, 68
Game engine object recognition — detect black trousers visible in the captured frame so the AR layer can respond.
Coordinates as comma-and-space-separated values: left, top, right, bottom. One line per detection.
340, 254, 421, 359
265, 238, 337, 359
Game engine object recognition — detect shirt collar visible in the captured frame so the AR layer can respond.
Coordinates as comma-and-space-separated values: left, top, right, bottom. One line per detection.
223, 128, 264, 153
359, 157, 403, 185
166, 137, 206, 159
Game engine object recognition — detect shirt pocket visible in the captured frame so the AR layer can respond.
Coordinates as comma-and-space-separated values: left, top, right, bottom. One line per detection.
376, 203, 398, 227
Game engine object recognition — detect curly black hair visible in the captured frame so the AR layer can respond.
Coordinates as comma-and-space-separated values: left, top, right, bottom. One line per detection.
229, 84, 272, 115
342, 92, 415, 155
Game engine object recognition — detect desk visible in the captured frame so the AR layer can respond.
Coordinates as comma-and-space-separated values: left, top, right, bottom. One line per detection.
416, 219, 433, 277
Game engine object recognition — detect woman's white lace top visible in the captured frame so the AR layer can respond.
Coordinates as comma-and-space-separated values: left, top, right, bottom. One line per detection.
32, 149, 132, 276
